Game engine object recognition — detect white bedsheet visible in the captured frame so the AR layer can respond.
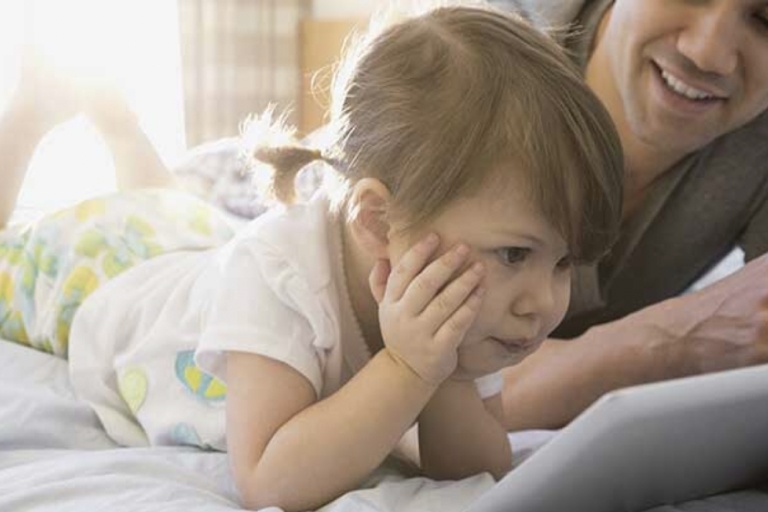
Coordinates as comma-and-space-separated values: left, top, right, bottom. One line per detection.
1, 338, 551, 512
4, 336, 765, 512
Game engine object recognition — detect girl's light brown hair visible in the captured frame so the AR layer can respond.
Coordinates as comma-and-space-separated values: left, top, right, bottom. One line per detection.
256, 3, 623, 263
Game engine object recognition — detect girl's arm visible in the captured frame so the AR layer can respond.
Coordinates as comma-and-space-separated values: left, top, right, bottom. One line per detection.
228, 234, 484, 511
418, 380, 511, 481
226, 348, 437, 512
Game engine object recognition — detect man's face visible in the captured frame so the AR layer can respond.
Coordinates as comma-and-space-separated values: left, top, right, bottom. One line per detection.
596, 0, 768, 155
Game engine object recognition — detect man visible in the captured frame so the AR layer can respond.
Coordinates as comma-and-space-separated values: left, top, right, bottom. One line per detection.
494, 0, 768, 430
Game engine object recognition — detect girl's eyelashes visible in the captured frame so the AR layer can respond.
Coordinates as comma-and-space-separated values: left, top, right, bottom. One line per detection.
496, 247, 531, 266
494, 246, 573, 270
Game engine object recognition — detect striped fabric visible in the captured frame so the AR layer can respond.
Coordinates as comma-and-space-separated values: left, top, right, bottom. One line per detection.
178, 0, 310, 146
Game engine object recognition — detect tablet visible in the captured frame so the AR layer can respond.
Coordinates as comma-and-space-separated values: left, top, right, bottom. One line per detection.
467, 364, 768, 512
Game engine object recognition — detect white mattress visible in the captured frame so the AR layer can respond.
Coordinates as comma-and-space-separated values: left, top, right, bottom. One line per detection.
0, 338, 507, 511
2, 338, 766, 512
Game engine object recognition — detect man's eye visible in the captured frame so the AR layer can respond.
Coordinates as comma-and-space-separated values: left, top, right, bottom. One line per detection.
496, 247, 530, 265
756, 7, 768, 30
556, 255, 574, 270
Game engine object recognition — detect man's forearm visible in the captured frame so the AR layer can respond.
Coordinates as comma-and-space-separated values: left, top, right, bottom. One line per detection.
502, 257, 768, 432
419, 379, 511, 480
501, 310, 675, 431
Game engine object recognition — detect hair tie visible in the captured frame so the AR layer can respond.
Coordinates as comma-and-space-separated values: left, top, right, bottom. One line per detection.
320, 154, 345, 172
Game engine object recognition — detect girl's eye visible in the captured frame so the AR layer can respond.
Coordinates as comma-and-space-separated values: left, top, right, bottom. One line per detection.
496, 247, 530, 266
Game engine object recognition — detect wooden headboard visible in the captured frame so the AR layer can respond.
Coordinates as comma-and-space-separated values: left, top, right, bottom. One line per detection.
299, 19, 361, 135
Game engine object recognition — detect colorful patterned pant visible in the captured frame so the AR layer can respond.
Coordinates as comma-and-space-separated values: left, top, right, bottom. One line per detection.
0, 189, 236, 358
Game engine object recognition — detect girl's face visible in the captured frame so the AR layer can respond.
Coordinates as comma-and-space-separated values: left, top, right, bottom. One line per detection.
593, 0, 768, 156
388, 170, 572, 374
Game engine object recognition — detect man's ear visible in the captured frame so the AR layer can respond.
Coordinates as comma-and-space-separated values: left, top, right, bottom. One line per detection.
348, 178, 392, 259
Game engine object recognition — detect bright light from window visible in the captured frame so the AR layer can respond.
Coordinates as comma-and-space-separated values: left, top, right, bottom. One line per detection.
0, 0, 185, 219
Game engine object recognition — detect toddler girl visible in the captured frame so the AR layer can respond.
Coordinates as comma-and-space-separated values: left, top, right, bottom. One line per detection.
1, 3, 623, 511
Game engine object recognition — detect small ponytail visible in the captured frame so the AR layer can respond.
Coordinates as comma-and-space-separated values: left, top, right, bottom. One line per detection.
253, 145, 325, 204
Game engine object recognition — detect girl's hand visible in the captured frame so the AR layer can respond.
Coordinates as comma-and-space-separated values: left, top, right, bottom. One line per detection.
369, 234, 485, 385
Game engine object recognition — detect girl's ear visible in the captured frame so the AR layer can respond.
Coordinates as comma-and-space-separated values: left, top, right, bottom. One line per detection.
348, 178, 392, 259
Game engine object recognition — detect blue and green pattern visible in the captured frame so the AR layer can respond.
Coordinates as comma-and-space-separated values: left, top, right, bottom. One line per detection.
0, 189, 235, 357
174, 350, 227, 403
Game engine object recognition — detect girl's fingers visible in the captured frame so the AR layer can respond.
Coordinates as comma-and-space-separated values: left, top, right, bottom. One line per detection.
368, 259, 391, 304
400, 243, 471, 314
421, 262, 484, 329
384, 233, 440, 302
433, 286, 485, 350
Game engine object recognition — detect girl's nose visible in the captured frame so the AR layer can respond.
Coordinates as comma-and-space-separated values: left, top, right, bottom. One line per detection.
511, 272, 556, 322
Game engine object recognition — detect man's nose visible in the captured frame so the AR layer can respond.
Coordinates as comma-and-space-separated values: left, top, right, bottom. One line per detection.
676, 6, 740, 77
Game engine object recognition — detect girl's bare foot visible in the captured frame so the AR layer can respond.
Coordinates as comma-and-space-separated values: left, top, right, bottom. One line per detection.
81, 81, 178, 191
9, 44, 83, 132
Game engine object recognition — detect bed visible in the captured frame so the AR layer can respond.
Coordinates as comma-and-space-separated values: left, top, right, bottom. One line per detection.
3, 139, 768, 511
2, 334, 768, 512
0, 336, 500, 511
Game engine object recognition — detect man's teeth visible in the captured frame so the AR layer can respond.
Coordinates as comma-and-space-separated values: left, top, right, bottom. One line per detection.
660, 69, 714, 101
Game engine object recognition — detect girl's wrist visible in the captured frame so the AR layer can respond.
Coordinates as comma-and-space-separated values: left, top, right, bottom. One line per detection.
380, 348, 441, 394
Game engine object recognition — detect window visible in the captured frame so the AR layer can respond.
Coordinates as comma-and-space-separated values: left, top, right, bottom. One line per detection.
0, 0, 184, 218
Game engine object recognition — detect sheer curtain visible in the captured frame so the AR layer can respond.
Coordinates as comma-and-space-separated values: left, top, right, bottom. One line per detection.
0, 0, 185, 218
178, 0, 310, 146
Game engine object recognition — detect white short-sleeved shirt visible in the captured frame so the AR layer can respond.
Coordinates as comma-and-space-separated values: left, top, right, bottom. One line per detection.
196, 195, 372, 399
69, 195, 372, 448
196, 196, 501, 400
69, 194, 501, 449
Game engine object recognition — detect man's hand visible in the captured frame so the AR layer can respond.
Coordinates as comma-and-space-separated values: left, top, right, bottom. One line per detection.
501, 251, 768, 431
650, 251, 768, 376
369, 233, 485, 385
